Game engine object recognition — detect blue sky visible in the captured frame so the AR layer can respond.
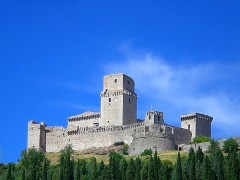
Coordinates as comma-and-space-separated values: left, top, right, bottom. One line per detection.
0, 0, 240, 163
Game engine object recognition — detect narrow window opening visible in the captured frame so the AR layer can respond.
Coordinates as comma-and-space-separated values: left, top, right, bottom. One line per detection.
188, 124, 190, 130
114, 79, 117, 83
129, 98, 130, 103
128, 81, 130, 85
109, 98, 111, 102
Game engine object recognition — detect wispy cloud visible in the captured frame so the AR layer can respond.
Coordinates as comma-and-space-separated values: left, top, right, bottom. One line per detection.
51, 101, 99, 112
104, 51, 240, 138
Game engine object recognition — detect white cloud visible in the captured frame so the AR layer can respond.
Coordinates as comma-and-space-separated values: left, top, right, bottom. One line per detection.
104, 52, 240, 138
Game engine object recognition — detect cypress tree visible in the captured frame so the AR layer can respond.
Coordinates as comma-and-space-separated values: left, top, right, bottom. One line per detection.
70, 159, 75, 180
42, 158, 48, 180
227, 150, 239, 180
141, 162, 149, 180
148, 156, 155, 180
81, 159, 87, 176
175, 152, 183, 180
59, 154, 65, 180
195, 147, 204, 164
76, 159, 81, 180
100, 165, 109, 180
135, 157, 141, 180
64, 152, 71, 180
126, 158, 135, 180
212, 148, 224, 180
89, 157, 98, 180
202, 155, 212, 180
216, 149, 224, 180
98, 160, 105, 177
6, 163, 13, 180
189, 152, 196, 180
119, 158, 127, 180
162, 162, 172, 180
153, 150, 159, 180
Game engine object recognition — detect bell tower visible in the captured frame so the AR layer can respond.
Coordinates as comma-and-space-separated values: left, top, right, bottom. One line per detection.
100, 73, 137, 126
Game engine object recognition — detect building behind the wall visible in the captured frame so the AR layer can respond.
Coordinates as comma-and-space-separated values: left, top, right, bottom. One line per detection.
28, 73, 213, 154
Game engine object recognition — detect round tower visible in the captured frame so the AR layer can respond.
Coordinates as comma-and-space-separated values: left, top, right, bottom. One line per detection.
100, 73, 137, 126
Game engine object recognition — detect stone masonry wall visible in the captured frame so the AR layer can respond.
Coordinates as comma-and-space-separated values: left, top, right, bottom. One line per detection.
173, 126, 192, 145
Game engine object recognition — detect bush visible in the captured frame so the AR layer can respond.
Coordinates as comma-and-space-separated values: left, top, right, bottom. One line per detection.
114, 141, 125, 146
192, 136, 211, 144
223, 138, 239, 153
140, 149, 153, 156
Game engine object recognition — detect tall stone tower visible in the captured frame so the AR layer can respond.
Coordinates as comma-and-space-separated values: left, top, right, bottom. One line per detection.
27, 121, 46, 151
180, 113, 213, 139
100, 73, 137, 126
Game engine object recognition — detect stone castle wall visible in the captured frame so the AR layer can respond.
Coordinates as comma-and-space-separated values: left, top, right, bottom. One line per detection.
29, 121, 192, 154
172, 126, 192, 145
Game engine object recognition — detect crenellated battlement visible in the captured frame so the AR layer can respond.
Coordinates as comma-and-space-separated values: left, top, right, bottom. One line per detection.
67, 122, 146, 135
100, 89, 137, 98
68, 112, 101, 122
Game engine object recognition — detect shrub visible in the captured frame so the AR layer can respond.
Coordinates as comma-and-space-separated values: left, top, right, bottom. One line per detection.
140, 149, 153, 156
223, 138, 239, 153
114, 141, 125, 146
192, 136, 211, 144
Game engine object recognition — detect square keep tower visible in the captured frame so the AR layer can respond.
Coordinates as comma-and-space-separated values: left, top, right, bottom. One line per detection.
181, 113, 213, 139
100, 73, 137, 126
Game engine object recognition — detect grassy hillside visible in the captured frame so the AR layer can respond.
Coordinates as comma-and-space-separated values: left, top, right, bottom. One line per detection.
46, 150, 188, 165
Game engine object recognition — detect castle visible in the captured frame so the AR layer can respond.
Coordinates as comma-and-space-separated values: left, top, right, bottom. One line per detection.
28, 73, 213, 155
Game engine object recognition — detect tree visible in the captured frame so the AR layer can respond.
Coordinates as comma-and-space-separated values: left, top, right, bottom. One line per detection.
223, 138, 239, 153
135, 157, 141, 180
190, 152, 196, 180
148, 156, 155, 180
153, 150, 160, 180
119, 158, 127, 180
59, 145, 74, 180
76, 159, 81, 180
108, 151, 122, 180
226, 150, 239, 180
20, 148, 46, 180
211, 149, 224, 180
162, 160, 173, 180
175, 152, 183, 180
89, 157, 98, 180
192, 136, 211, 144
126, 158, 135, 180
201, 155, 212, 180
98, 160, 105, 177
141, 162, 148, 180
195, 147, 204, 180
6, 163, 14, 180
42, 158, 49, 180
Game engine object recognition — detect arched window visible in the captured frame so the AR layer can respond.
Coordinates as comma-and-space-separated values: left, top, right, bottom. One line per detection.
114, 79, 117, 83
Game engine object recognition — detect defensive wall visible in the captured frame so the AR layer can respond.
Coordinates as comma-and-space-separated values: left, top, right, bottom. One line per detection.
29, 121, 192, 153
